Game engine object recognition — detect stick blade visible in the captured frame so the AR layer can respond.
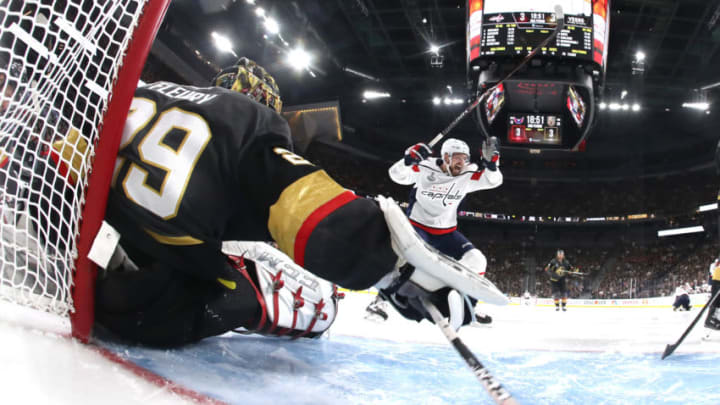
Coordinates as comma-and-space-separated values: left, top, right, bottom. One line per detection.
661, 344, 676, 360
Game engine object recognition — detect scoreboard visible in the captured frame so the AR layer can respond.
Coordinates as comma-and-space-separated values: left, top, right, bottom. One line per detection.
507, 114, 562, 145
468, 0, 610, 69
480, 13, 593, 61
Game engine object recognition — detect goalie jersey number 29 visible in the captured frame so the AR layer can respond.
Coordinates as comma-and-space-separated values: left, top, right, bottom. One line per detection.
113, 97, 212, 220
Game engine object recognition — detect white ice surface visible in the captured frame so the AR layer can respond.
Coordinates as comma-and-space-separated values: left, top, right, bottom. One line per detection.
0, 302, 195, 405
1, 291, 719, 405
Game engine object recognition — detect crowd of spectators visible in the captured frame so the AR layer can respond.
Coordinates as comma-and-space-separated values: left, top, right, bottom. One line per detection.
306, 141, 718, 219
305, 141, 718, 299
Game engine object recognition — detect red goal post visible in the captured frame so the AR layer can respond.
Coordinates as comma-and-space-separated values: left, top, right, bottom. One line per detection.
0, 0, 171, 342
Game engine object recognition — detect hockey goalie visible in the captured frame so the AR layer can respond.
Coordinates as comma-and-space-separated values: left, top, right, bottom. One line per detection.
1, 57, 506, 347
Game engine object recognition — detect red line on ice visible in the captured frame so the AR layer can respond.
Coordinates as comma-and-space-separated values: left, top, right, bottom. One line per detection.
91, 345, 228, 405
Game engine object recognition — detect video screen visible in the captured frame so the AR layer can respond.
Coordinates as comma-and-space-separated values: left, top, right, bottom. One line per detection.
507, 114, 562, 145
469, 0, 596, 64
566, 85, 586, 127
485, 83, 505, 124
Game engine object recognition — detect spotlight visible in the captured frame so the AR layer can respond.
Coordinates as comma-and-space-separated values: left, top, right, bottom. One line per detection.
599, 102, 607, 110
429, 44, 440, 54
287, 47, 312, 70
432, 97, 441, 105
609, 103, 621, 110
631, 103, 641, 112
211, 32, 236, 56
264, 18, 280, 34
622, 104, 629, 111
635, 51, 646, 61
682, 102, 710, 111
363, 90, 391, 100
620, 90, 628, 100
255, 7, 265, 17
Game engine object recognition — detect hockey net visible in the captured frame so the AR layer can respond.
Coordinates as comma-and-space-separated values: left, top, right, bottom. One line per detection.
0, 0, 168, 338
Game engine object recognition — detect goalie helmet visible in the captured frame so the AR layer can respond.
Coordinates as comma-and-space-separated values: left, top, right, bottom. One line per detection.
212, 57, 282, 112
440, 138, 470, 161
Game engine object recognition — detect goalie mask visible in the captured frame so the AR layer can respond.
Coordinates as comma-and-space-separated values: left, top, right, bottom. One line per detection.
213, 57, 282, 112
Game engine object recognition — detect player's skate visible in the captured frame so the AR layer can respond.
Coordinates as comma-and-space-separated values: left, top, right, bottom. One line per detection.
364, 296, 390, 323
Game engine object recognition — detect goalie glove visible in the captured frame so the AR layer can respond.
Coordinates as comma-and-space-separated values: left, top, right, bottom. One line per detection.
403, 143, 432, 166
481, 136, 500, 171
374, 196, 508, 327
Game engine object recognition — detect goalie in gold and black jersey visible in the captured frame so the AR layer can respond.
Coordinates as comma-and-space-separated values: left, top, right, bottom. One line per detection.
11, 58, 502, 347
544, 249, 573, 311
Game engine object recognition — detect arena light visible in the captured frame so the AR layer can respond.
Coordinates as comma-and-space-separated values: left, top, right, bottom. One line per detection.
264, 17, 280, 35
621, 103, 630, 111
363, 90, 391, 100
287, 47, 312, 70
698, 203, 718, 212
432, 96, 441, 105
621, 90, 628, 99
246, 0, 255, 3
429, 43, 440, 55
609, 102, 621, 110
631, 103, 641, 111
211, 32, 237, 57
599, 102, 607, 110
635, 51, 646, 62
255, 7, 265, 17
657, 225, 704, 238
682, 102, 710, 111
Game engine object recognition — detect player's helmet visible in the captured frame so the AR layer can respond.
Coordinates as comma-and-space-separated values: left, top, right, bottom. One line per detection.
440, 138, 470, 161
212, 57, 282, 112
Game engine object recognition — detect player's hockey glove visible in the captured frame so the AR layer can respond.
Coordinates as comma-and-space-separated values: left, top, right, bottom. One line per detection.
404, 143, 432, 166
481, 136, 500, 171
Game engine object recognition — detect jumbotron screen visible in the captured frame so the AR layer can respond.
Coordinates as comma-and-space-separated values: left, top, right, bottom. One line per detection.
468, 0, 610, 69
507, 114, 562, 145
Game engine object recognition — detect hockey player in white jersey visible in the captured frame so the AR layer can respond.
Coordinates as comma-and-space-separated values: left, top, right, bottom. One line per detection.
388, 137, 502, 274
382, 137, 503, 326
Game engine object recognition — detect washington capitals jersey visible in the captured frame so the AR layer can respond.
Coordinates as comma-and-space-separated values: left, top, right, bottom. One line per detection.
388, 157, 502, 231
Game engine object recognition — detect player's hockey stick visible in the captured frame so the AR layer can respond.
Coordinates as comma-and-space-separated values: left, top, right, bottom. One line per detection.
421, 297, 520, 405
662, 288, 720, 359
428, 5, 566, 148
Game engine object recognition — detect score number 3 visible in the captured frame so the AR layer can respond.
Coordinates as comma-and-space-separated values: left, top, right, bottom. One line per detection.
115, 98, 211, 219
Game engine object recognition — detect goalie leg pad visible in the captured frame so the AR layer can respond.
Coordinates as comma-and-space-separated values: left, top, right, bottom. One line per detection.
375, 196, 507, 305
224, 241, 342, 338
459, 249, 487, 276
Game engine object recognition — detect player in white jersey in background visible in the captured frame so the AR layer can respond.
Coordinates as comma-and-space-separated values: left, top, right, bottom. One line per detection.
380, 137, 502, 327
672, 282, 692, 311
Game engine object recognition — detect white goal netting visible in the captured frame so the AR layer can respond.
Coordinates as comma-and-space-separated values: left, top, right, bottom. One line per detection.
0, 0, 151, 318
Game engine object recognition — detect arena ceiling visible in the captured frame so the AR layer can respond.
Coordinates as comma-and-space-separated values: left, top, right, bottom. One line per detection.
153, 0, 720, 178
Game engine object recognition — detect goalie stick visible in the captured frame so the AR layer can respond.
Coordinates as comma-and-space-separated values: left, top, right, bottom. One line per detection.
422, 297, 519, 405
428, 5, 566, 148
662, 288, 720, 360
